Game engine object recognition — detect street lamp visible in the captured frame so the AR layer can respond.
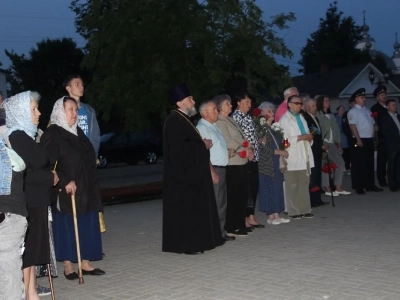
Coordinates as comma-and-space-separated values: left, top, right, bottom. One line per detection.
368, 67, 390, 85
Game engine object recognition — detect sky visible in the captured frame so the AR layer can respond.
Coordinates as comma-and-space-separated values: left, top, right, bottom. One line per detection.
1, 0, 400, 76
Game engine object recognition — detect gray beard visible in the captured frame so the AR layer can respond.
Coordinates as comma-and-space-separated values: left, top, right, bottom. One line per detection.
186, 107, 197, 117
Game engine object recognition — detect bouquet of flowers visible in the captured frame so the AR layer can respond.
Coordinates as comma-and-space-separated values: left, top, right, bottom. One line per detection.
271, 123, 289, 150
252, 108, 267, 141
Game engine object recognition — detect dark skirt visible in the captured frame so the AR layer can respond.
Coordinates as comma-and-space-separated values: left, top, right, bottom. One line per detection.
52, 210, 103, 262
23, 206, 50, 269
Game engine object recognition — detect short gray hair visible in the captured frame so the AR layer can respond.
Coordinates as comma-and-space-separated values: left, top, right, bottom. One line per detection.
283, 87, 298, 99
258, 101, 275, 114
30, 91, 41, 102
299, 93, 310, 102
212, 94, 231, 111
305, 97, 316, 108
199, 100, 214, 115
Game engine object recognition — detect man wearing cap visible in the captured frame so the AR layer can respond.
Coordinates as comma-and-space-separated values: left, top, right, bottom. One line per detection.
162, 82, 224, 254
348, 88, 383, 194
370, 85, 388, 187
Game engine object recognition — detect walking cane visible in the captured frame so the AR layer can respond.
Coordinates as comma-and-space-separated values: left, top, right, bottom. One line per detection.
46, 264, 56, 300
71, 194, 84, 284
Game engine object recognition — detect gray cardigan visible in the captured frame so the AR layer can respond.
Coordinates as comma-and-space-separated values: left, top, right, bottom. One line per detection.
315, 111, 341, 144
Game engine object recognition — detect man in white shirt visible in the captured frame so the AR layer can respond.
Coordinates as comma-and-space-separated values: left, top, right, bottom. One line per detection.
197, 100, 235, 241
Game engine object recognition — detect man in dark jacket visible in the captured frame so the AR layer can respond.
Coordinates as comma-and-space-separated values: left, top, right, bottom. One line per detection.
370, 85, 388, 186
380, 99, 400, 191
162, 82, 224, 254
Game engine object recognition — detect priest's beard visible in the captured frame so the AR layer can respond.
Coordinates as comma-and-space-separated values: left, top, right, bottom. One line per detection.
185, 107, 197, 117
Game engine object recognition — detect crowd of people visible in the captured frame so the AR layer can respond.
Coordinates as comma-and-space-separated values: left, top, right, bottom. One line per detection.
0, 75, 105, 300
163, 82, 396, 254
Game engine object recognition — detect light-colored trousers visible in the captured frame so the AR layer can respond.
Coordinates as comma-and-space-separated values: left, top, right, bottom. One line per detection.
0, 213, 27, 300
322, 142, 345, 187
284, 170, 311, 216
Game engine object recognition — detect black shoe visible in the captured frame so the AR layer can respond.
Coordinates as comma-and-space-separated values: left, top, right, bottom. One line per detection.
303, 213, 314, 219
379, 182, 388, 187
82, 268, 106, 276
248, 223, 265, 228
311, 203, 320, 208
184, 251, 204, 255
366, 186, 384, 192
223, 236, 236, 241
319, 201, 330, 205
227, 229, 248, 237
289, 215, 302, 219
64, 272, 79, 280
389, 187, 399, 192
245, 227, 254, 233
356, 189, 366, 194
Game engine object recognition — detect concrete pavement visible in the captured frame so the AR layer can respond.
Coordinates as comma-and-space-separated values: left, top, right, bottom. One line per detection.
39, 175, 400, 300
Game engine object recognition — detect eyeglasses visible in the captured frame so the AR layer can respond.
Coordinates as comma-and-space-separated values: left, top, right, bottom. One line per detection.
289, 102, 303, 106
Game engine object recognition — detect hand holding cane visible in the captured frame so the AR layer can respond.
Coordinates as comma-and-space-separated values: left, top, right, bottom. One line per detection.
70, 188, 84, 284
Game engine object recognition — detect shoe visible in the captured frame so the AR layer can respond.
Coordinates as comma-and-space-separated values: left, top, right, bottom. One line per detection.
64, 272, 79, 280
276, 218, 290, 223
311, 203, 320, 208
303, 213, 314, 219
335, 190, 351, 195
82, 268, 106, 276
248, 223, 265, 228
267, 219, 281, 225
389, 187, 399, 192
366, 186, 383, 192
184, 251, 204, 255
245, 227, 254, 233
37, 285, 51, 297
356, 189, 366, 194
379, 182, 388, 187
325, 191, 339, 197
227, 229, 248, 237
289, 215, 302, 219
223, 236, 236, 241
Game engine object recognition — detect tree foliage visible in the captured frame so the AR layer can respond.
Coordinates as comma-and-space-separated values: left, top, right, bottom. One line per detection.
5, 38, 86, 128
70, 0, 296, 129
299, 1, 370, 74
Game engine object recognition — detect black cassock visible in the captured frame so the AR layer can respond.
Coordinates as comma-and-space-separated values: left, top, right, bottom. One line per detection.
162, 110, 224, 253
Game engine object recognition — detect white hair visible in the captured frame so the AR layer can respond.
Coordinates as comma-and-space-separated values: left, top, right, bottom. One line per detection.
283, 87, 298, 99
258, 101, 275, 114
30, 91, 41, 102
199, 100, 214, 116
305, 98, 316, 107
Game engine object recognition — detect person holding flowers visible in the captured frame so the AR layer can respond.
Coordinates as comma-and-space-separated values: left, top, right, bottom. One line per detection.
278, 95, 314, 219
315, 95, 351, 197
254, 102, 290, 225
214, 94, 254, 237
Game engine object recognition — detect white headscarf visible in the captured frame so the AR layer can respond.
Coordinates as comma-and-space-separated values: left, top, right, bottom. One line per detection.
4, 91, 39, 139
50, 97, 78, 136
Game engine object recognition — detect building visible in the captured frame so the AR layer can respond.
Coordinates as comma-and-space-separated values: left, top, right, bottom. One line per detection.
0, 68, 7, 98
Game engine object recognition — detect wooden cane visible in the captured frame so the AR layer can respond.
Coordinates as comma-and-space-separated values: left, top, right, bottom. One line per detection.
47, 264, 56, 300
71, 195, 84, 284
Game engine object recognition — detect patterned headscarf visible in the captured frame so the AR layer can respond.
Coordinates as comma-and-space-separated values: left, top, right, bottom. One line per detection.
50, 97, 78, 136
4, 91, 39, 139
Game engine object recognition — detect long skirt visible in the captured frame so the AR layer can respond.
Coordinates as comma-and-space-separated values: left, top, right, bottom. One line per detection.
52, 210, 103, 262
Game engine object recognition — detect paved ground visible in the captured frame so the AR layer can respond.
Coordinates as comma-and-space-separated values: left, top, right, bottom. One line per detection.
38, 176, 400, 300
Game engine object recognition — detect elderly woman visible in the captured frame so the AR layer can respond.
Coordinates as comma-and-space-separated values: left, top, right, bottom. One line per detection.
335, 105, 351, 173
279, 95, 314, 219
41, 96, 104, 280
3, 91, 59, 300
213, 94, 253, 237
0, 129, 27, 299
315, 96, 350, 196
257, 102, 290, 225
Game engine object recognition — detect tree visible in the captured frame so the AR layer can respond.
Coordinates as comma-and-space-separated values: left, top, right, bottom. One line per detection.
70, 0, 295, 129
5, 38, 86, 128
299, 1, 370, 74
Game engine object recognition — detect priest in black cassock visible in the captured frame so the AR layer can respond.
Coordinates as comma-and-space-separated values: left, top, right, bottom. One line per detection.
162, 82, 224, 255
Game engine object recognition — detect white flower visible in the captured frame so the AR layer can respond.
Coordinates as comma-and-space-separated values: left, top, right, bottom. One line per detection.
259, 117, 266, 125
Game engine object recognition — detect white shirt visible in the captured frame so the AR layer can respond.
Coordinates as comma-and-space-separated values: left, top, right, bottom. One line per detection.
348, 105, 375, 138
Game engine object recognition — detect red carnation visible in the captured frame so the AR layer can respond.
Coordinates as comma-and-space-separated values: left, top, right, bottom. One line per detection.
242, 140, 249, 148
253, 108, 262, 117
330, 163, 337, 170
371, 112, 378, 118
239, 150, 247, 158
322, 164, 330, 173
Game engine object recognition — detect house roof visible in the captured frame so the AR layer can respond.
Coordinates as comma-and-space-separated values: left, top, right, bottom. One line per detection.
292, 63, 370, 98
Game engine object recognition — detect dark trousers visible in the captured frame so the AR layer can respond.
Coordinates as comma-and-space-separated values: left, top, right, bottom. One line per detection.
225, 165, 248, 232
376, 142, 387, 184
387, 150, 400, 189
309, 149, 322, 206
342, 147, 351, 170
246, 161, 259, 216
351, 138, 375, 190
